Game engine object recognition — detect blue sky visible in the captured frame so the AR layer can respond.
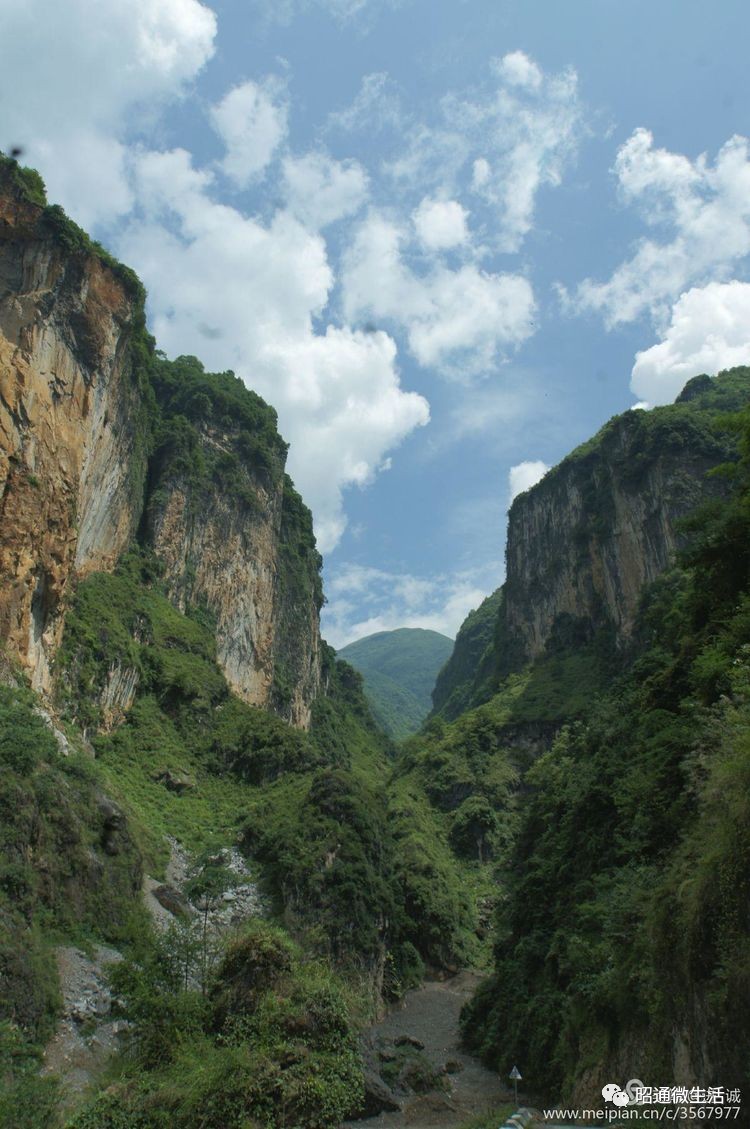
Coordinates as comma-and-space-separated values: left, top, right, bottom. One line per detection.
3, 0, 750, 645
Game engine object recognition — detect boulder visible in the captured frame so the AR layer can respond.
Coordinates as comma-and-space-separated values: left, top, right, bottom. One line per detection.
152, 769, 195, 794
394, 1033, 425, 1050
153, 884, 190, 919
358, 1067, 403, 1117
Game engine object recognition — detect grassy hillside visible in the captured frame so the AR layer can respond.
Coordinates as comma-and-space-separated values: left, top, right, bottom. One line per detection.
337, 628, 454, 740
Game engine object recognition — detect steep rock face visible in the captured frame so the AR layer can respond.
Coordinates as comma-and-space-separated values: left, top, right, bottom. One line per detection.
0, 169, 146, 691
142, 351, 324, 729
0, 167, 323, 729
494, 379, 750, 680
146, 457, 321, 729
502, 405, 734, 664
433, 372, 749, 722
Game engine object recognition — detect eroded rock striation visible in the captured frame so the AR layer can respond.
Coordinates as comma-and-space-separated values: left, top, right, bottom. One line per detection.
502, 400, 733, 662
0, 173, 146, 692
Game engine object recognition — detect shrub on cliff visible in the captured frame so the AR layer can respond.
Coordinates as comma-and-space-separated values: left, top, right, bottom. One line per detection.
73, 921, 364, 1129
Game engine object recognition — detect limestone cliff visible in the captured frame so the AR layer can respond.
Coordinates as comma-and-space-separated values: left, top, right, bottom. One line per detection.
0, 159, 322, 728
144, 413, 322, 728
0, 163, 147, 692
435, 371, 749, 717
502, 379, 743, 665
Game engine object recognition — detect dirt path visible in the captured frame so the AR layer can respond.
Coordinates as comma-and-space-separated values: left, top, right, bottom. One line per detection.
345, 971, 513, 1129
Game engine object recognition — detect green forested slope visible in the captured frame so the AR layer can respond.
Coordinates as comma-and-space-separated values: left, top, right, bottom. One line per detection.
337, 628, 453, 739
460, 388, 750, 1098
431, 589, 504, 721
4, 152, 749, 1120
0, 167, 465, 1126
1, 544, 455, 1127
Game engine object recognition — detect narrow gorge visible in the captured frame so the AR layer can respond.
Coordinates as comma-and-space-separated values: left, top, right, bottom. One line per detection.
1, 153, 749, 1129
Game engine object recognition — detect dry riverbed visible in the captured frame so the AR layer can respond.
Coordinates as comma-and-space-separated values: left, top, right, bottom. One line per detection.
345, 970, 514, 1129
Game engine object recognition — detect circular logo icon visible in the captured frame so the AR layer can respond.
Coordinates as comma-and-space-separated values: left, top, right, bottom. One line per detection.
625, 1079, 646, 1105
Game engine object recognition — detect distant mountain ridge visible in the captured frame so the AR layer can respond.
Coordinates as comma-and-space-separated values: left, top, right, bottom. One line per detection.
337, 627, 454, 739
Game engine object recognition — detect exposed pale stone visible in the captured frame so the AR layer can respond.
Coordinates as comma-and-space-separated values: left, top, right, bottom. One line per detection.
0, 186, 143, 693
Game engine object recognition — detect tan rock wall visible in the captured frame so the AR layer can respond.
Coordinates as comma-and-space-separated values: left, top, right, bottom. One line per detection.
147, 467, 320, 729
0, 190, 143, 690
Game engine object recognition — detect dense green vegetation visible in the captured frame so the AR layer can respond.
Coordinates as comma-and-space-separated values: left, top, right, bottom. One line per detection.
149, 353, 286, 504
5, 154, 749, 1119
0, 674, 149, 1128
337, 628, 454, 739
0, 550, 467, 1127
0, 156, 480, 1127
461, 391, 750, 1096
0, 151, 145, 306
20, 547, 474, 1121
431, 589, 504, 721
0, 151, 47, 208
66, 921, 363, 1129
57, 553, 401, 965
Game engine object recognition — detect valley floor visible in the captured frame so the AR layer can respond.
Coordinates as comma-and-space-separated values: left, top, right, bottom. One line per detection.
344, 971, 512, 1129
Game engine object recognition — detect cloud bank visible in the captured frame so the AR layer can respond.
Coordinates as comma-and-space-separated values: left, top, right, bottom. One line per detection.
121, 148, 429, 552
575, 129, 750, 328
342, 212, 535, 377
0, 0, 217, 228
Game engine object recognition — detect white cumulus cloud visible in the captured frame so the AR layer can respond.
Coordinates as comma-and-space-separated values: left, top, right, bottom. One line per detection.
631, 281, 750, 404
412, 197, 469, 250
0, 0, 216, 228
387, 52, 584, 253
342, 212, 535, 376
575, 130, 750, 327
119, 149, 429, 552
492, 50, 542, 90
508, 460, 549, 505
282, 151, 369, 229
211, 77, 289, 187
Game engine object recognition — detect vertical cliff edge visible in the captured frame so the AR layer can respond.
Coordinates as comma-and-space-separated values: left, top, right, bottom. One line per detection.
433, 370, 749, 719
0, 158, 322, 727
0, 162, 149, 693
